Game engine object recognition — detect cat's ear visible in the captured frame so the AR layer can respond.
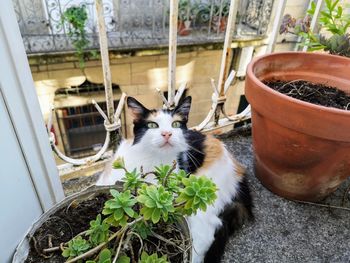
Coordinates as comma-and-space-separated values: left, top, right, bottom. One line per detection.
127, 97, 149, 120
173, 96, 192, 121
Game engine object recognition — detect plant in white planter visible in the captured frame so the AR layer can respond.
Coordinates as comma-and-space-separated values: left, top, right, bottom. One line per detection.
16, 159, 217, 263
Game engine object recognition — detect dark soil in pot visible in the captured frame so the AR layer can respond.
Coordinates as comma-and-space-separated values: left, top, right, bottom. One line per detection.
264, 80, 350, 111
24, 192, 188, 263
25, 193, 108, 263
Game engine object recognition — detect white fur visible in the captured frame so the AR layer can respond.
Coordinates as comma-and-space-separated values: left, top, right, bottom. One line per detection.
96, 112, 242, 263
97, 112, 188, 185
188, 148, 241, 263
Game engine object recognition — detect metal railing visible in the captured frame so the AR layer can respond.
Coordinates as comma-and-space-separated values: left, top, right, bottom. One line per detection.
13, 0, 274, 54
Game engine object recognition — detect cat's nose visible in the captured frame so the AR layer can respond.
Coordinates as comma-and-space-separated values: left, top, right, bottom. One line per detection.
161, 131, 172, 140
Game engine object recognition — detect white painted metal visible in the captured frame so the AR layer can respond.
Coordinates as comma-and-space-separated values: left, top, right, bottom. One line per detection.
193, 0, 245, 131
0, 0, 64, 260
173, 82, 187, 106
48, 0, 126, 166
217, 0, 239, 95
266, 0, 288, 54
47, 93, 126, 166
95, 0, 115, 124
236, 46, 255, 77
168, 0, 179, 107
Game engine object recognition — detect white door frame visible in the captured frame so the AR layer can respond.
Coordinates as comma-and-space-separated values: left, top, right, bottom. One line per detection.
1, 0, 64, 211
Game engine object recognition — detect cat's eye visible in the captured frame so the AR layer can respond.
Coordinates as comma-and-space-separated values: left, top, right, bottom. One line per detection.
172, 121, 181, 128
147, 122, 159, 129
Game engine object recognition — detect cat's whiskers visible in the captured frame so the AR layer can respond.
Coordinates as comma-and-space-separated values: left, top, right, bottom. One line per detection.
186, 144, 205, 155
186, 150, 201, 169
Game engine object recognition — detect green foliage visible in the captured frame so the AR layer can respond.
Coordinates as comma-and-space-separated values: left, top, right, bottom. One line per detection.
132, 220, 153, 239
102, 190, 137, 227
86, 248, 112, 263
139, 252, 168, 263
164, 169, 187, 193
116, 255, 131, 263
280, 0, 350, 57
62, 236, 90, 259
176, 175, 217, 215
86, 214, 110, 246
178, 0, 193, 21
122, 169, 142, 191
113, 157, 126, 170
137, 185, 175, 223
60, 161, 218, 262
61, 6, 98, 69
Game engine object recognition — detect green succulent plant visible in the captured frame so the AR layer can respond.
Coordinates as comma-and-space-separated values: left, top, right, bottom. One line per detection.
176, 175, 217, 215
102, 189, 137, 227
137, 185, 175, 224
57, 160, 218, 263
139, 252, 168, 263
86, 248, 112, 263
86, 214, 110, 246
62, 236, 90, 259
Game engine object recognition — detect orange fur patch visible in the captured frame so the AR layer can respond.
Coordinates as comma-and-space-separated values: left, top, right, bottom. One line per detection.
231, 156, 245, 177
201, 136, 224, 169
198, 135, 245, 177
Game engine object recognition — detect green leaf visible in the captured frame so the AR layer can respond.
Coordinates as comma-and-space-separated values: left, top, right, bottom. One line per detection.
110, 189, 120, 198
139, 252, 168, 263
113, 157, 126, 170
98, 249, 112, 263
152, 208, 161, 223
114, 209, 124, 221
116, 255, 130, 263
123, 207, 135, 218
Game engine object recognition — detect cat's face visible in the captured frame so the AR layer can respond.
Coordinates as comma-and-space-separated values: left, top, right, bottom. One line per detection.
127, 96, 191, 155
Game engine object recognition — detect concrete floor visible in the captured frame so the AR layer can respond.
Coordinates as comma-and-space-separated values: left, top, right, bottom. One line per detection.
62, 126, 350, 263
220, 127, 350, 263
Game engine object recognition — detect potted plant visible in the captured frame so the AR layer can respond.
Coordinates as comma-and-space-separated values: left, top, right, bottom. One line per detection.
245, 0, 350, 201
13, 160, 217, 262
211, 0, 230, 33
178, 0, 194, 36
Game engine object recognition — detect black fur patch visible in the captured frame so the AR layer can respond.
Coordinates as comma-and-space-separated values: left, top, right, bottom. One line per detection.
204, 176, 253, 263
177, 130, 206, 174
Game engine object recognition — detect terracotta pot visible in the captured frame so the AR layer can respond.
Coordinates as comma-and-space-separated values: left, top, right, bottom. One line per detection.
178, 20, 191, 36
245, 52, 350, 201
219, 17, 228, 32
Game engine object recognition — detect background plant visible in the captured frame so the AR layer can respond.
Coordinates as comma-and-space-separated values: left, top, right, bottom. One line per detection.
280, 0, 350, 57
61, 6, 98, 69
52, 159, 217, 263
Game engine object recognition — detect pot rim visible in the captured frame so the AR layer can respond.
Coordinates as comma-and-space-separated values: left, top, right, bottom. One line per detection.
247, 51, 350, 116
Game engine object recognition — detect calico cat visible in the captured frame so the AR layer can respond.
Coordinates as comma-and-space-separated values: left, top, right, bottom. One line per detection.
97, 96, 253, 263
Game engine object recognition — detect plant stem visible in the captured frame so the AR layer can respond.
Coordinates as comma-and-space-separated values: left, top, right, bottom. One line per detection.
162, 160, 177, 186
150, 230, 185, 252
42, 230, 88, 253
65, 218, 143, 263
112, 228, 127, 263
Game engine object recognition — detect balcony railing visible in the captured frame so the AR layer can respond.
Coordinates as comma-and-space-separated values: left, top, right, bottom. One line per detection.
13, 0, 274, 55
